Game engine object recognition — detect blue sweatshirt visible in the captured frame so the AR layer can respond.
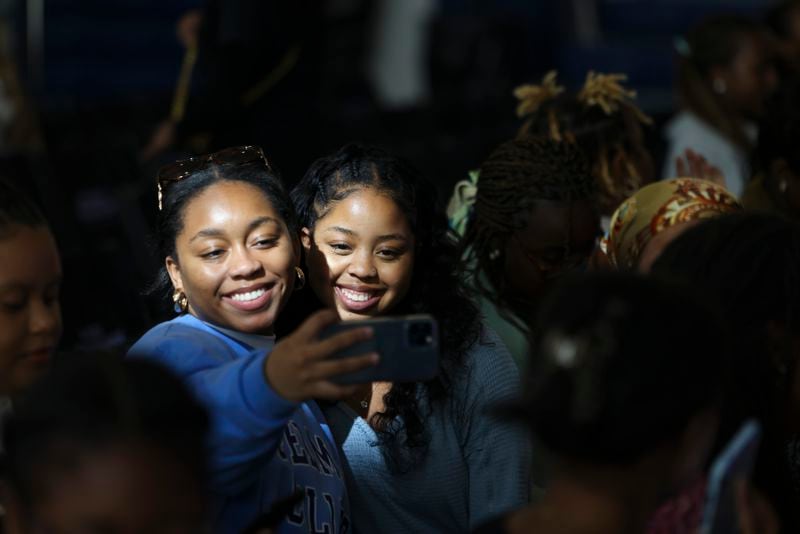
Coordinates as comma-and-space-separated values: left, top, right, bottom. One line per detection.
128, 314, 350, 534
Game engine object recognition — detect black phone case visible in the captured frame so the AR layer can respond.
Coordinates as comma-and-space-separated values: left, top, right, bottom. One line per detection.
320, 314, 440, 384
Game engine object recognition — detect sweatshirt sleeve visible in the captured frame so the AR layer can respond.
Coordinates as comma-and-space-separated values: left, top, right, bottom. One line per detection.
127, 327, 298, 496
455, 327, 532, 530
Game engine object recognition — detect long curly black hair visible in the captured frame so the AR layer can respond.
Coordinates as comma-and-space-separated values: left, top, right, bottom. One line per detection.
288, 143, 482, 473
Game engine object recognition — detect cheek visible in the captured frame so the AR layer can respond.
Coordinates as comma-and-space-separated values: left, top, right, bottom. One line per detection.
0, 310, 27, 359
267, 248, 298, 283
503, 247, 543, 296
177, 259, 219, 297
384, 256, 415, 297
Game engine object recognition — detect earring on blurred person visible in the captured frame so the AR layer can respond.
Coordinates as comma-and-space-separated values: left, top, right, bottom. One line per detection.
173, 289, 188, 314
294, 267, 306, 291
713, 78, 727, 95
779, 179, 789, 194
489, 249, 500, 261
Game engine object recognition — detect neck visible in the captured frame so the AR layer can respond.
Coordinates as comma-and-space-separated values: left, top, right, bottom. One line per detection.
507, 458, 670, 534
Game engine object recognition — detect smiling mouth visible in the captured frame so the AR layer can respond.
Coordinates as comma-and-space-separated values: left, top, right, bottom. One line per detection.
223, 284, 276, 312
335, 286, 384, 312
231, 288, 267, 302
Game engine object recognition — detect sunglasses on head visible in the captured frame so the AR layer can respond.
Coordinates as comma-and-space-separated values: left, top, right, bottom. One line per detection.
156, 145, 272, 210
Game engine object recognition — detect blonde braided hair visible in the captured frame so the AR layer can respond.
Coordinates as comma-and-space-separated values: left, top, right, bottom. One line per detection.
577, 71, 653, 125
512, 70, 653, 214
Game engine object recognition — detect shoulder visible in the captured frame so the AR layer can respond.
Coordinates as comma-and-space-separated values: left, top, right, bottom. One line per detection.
128, 316, 238, 367
454, 323, 521, 403
666, 112, 735, 154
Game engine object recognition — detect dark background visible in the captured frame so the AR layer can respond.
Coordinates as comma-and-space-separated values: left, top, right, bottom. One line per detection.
0, 0, 772, 349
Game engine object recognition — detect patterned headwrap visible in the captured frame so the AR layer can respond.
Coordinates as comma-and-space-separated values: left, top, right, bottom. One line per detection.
604, 178, 742, 269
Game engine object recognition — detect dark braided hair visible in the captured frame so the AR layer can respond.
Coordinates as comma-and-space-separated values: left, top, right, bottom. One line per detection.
290, 143, 482, 473
518, 85, 653, 214
652, 212, 800, 531
461, 136, 595, 325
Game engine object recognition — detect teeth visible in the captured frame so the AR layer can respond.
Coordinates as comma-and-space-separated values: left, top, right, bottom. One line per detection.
231, 289, 266, 302
340, 288, 372, 302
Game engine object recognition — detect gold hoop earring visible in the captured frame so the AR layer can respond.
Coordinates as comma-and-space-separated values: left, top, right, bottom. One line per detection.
172, 289, 188, 314
294, 267, 306, 291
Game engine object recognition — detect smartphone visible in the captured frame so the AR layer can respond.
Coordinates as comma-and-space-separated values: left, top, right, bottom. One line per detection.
699, 419, 762, 534
320, 314, 440, 385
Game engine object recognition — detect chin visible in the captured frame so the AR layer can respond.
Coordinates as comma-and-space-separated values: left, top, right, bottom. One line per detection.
227, 310, 279, 335
335, 305, 380, 322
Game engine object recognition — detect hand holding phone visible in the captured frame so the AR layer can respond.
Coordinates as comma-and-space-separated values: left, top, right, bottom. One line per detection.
320, 314, 440, 385
265, 309, 379, 401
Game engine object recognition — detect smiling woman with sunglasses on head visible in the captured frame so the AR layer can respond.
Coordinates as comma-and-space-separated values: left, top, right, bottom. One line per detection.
128, 146, 377, 534
457, 136, 600, 369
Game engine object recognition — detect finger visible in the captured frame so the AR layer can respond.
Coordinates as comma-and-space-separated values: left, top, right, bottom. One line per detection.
306, 352, 379, 381
750, 486, 780, 534
310, 381, 362, 401
295, 309, 340, 340
312, 326, 374, 359
735, 479, 756, 534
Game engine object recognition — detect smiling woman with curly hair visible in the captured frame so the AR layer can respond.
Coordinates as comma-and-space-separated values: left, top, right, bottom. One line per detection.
288, 143, 531, 533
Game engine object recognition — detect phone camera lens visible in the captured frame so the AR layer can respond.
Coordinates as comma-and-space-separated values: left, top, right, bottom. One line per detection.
408, 322, 433, 347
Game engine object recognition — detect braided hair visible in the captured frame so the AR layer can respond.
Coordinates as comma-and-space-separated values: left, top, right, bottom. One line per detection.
291, 143, 482, 473
515, 71, 653, 214
462, 136, 595, 324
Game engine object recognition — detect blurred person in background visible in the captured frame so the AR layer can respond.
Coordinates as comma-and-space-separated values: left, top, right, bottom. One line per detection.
474, 273, 775, 534
743, 80, 800, 219
0, 180, 61, 400
453, 136, 600, 369
141, 1, 323, 183
766, 0, 800, 78
511, 70, 654, 219
652, 213, 800, 532
663, 15, 777, 198
2, 355, 210, 534
602, 177, 741, 272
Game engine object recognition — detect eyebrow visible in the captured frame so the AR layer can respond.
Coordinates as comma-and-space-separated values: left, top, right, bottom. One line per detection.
189, 216, 281, 243
323, 226, 408, 243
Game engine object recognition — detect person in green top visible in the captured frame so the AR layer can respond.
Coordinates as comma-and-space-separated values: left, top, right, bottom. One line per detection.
450, 136, 600, 371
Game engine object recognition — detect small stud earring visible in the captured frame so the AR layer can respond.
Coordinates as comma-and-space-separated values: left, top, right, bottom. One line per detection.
712, 78, 727, 95
489, 249, 500, 261
779, 179, 789, 193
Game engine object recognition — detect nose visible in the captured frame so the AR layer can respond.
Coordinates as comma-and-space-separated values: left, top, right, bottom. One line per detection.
347, 250, 377, 280
229, 246, 263, 279
29, 297, 62, 338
